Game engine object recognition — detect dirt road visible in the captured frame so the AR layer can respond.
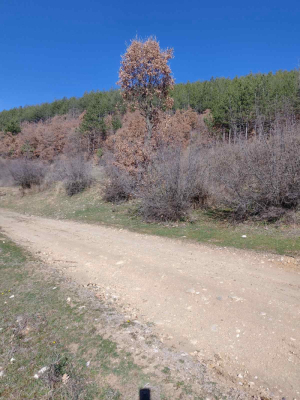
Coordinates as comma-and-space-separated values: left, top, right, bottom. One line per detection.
0, 209, 299, 399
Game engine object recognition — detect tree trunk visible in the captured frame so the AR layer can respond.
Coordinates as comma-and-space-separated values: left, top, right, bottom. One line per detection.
146, 115, 153, 141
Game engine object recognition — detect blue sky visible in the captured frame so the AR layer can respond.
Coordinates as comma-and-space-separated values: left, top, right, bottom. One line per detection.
0, 0, 299, 111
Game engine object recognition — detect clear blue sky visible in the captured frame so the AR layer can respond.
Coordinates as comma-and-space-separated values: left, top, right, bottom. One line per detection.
0, 0, 299, 111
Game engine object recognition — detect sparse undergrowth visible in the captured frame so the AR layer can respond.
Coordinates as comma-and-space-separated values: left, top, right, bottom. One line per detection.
0, 235, 126, 399
0, 185, 300, 256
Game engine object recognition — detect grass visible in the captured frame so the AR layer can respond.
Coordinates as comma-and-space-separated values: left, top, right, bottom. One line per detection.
0, 233, 152, 399
1, 184, 300, 256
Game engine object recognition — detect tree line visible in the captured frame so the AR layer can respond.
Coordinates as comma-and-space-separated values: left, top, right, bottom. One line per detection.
1, 69, 299, 139
173, 69, 300, 140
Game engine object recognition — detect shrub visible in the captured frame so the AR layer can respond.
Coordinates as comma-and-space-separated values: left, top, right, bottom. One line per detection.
0, 158, 13, 186
96, 148, 103, 159
211, 130, 300, 219
8, 159, 47, 189
103, 157, 135, 203
4, 120, 21, 135
0, 115, 81, 161
105, 109, 201, 175
138, 146, 209, 221
64, 157, 92, 196
51, 156, 93, 196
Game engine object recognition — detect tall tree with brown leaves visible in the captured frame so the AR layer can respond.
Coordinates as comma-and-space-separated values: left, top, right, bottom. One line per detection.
118, 37, 174, 140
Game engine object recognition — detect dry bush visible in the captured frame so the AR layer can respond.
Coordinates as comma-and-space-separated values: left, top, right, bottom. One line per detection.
139, 146, 209, 221
0, 158, 13, 186
103, 154, 136, 203
156, 108, 199, 147
211, 129, 300, 219
105, 110, 149, 174
51, 156, 93, 196
0, 115, 81, 161
106, 109, 201, 175
8, 159, 48, 189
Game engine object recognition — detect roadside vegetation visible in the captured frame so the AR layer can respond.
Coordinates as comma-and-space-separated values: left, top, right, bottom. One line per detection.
0, 36, 300, 256
0, 184, 299, 256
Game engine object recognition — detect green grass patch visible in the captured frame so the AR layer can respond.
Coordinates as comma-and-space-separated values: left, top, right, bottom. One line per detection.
0, 234, 152, 399
1, 185, 299, 256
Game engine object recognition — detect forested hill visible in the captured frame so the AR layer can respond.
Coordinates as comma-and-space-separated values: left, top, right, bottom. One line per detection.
1, 69, 299, 136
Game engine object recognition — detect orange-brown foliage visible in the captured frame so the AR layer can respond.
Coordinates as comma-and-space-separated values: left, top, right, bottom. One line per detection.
118, 37, 174, 139
118, 37, 174, 108
0, 115, 81, 160
106, 111, 148, 173
106, 109, 202, 173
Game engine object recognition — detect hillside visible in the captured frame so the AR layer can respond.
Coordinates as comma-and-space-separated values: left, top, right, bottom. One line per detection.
1, 69, 299, 153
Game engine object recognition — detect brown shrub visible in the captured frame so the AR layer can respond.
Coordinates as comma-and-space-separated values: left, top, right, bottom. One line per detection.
103, 155, 136, 203
211, 129, 300, 219
0, 115, 81, 161
0, 158, 13, 186
8, 159, 48, 189
105, 111, 149, 174
106, 108, 201, 174
138, 146, 209, 221
50, 156, 93, 196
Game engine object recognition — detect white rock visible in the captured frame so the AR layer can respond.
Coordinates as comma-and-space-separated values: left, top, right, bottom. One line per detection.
241, 235, 247, 238
186, 288, 196, 294
9, 295, 14, 298
38, 366, 48, 375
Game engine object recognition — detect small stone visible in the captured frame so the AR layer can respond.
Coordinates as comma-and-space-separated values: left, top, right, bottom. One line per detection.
38, 366, 48, 375
186, 288, 196, 294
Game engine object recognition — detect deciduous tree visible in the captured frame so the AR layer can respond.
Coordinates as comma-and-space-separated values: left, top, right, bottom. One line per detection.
118, 37, 174, 140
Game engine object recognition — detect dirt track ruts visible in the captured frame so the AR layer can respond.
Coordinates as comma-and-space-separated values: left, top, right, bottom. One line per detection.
0, 209, 299, 399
